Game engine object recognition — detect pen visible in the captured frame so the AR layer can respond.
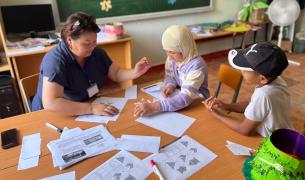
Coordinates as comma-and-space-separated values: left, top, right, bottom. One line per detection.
161, 136, 182, 149
143, 83, 159, 89
45, 123, 63, 133
150, 160, 166, 180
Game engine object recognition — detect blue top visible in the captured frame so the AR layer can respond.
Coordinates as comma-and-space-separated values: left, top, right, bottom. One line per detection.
32, 41, 112, 111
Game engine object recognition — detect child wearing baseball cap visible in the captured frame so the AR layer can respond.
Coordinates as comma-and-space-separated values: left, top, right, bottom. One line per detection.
203, 42, 293, 137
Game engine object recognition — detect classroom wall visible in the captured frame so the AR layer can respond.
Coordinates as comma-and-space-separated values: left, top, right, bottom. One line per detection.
1, 0, 304, 66
125, 0, 244, 66
0, 0, 246, 66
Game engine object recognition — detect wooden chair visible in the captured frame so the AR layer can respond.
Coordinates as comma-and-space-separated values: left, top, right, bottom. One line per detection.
19, 73, 39, 113
214, 64, 243, 103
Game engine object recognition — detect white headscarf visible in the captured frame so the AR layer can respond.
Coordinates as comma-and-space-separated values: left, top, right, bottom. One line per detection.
162, 25, 198, 68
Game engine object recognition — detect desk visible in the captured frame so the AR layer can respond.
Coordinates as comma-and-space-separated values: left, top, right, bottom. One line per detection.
192, 30, 233, 42
5, 35, 132, 111
0, 88, 263, 179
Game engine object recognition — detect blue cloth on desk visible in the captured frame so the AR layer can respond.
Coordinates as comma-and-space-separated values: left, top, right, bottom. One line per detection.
32, 41, 112, 111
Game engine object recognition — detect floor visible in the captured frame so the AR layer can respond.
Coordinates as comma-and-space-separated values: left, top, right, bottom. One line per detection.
134, 52, 305, 133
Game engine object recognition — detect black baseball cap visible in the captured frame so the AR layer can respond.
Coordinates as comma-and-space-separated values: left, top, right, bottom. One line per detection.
228, 42, 288, 77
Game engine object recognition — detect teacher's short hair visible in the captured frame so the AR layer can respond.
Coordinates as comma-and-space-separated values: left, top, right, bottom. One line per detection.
61, 12, 100, 45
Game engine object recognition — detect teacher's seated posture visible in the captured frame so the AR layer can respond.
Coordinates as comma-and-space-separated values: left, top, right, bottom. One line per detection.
32, 12, 150, 116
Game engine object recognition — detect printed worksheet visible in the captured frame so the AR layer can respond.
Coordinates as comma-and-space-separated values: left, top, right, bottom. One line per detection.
144, 135, 217, 180
81, 151, 151, 180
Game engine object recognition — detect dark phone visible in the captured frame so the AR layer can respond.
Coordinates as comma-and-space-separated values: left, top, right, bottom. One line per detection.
1, 128, 18, 149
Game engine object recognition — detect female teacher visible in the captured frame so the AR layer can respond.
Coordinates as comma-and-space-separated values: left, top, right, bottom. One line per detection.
32, 12, 151, 116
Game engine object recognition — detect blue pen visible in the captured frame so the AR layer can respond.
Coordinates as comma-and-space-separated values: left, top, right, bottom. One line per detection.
45, 123, 63, 133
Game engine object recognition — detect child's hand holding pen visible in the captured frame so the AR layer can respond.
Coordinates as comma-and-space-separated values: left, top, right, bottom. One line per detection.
134, 98, 160, 117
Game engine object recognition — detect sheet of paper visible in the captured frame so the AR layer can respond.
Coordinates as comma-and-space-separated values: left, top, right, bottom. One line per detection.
60, 127, 83, 139
81, 150, 151, 180
17, 133, 41, 170
124, 85, 137, 99
40, 171, 75, 180
76, 97, 128, 123
141, 82, 179, 100
118, 134, 160, 153
226, 140, 253, 156
18, 155, 39, 170
20, 133, 41, 159
143, 135, 217, 180
136, 112, 195, 137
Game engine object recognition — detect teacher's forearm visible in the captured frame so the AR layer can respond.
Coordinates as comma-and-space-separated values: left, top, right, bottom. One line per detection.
43, 98, 92, 116
115, 68, 137, 82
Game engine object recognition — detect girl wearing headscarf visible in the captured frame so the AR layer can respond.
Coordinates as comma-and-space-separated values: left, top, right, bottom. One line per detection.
134, 25, 209, 117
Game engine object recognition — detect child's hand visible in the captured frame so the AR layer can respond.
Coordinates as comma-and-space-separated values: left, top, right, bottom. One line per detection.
162, 85, 174, 97
133, 57, 151, 78
134, 100, 160, 117
202, 96, 225, 111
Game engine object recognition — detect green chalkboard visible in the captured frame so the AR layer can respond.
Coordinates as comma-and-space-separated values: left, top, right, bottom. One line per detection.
56, 0, 211, 22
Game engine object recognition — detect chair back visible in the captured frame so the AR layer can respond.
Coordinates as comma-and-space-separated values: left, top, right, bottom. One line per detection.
214, 64, 243, 103
19, 73, 39, 112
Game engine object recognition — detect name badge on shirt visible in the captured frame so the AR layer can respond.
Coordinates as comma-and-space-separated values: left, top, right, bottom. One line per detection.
87, 83, 99, 98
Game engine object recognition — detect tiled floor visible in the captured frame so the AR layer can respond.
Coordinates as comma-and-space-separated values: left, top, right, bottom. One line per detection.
134, 52, 305, 133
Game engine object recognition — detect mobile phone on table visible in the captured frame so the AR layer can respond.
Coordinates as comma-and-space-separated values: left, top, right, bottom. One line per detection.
1, 128, 18, 149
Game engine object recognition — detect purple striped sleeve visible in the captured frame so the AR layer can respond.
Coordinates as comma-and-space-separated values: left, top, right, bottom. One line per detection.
158, 92, 193, 112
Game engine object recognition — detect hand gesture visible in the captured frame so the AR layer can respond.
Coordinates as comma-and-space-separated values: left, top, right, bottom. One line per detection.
133, 57, 151, 78
202, 96, 226, 111
91, 103, 119, 116
162, 85, 174, 97
134, 99, 160, 117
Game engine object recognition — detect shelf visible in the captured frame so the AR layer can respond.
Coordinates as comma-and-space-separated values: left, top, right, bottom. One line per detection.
0, 61, 10, 72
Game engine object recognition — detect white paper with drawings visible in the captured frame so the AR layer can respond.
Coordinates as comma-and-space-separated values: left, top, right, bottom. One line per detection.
143, 135, 217, 180
76, 97, 128, 123
136, 112, 195, 137
117, 135, 160, 153
141, 82, 179, 100
226, 140, 254, 156
40, 171, 75, 180
81, 150, 151, 180
124, 85, 137, 99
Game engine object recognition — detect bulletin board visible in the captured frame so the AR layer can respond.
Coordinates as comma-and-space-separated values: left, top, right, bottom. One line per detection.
56, 0, 212, 22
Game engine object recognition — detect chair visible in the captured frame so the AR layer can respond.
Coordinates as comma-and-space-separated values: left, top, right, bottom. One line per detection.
214, 64, 243, 103
19, 73, 39, 113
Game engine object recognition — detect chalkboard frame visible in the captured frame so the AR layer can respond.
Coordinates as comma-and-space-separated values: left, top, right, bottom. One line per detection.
54, 0, 213, 23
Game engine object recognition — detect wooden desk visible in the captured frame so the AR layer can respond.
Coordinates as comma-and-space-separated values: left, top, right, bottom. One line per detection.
0, 89, 263, 179
5, 35, 132, 111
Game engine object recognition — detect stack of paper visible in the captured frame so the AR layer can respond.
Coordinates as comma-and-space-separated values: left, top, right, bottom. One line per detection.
18, 133, 41, 170
81, 151, 151, 180
47, 125, 117, 169
226, 140, 255, 156
76, 97, 128, 123
115, 134, 160, 153
144, 135, 217, 180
